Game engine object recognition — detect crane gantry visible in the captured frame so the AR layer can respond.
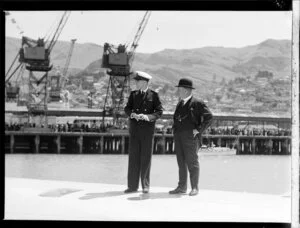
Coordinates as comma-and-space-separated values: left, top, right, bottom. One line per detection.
49, 38, 76, 103
100, 11, 151, 129
16, 11, 71, 129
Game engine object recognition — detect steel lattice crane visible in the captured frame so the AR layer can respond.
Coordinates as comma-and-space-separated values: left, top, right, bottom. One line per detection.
62, 39, 77, 84
126, 11, 151, 67
5, 53, 23, 102
101, 11, 151, 130
18, 11, 71, 71
49, 38, 76, 102
15, 11, 71, 129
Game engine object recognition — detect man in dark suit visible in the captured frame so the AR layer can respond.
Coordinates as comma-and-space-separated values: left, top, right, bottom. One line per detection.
124, 71, 163, 194
169, 78, 213, 196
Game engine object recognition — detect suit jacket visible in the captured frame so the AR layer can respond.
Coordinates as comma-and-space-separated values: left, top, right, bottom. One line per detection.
124, 89, 163, 133
173, 96, 213, 135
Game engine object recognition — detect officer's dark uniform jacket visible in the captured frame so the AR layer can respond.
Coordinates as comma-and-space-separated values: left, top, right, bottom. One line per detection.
173, 96, 213, 135
124, 88, 163, 191
125, 89, 163, 133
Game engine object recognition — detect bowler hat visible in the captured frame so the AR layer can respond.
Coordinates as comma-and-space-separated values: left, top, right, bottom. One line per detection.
175, 78, 195, 89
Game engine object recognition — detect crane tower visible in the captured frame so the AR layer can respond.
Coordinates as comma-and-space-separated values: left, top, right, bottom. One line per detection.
17, 11, 71, 129
49, 38, 76, 103
101, 11, 151, 129
19, 36, 52, 127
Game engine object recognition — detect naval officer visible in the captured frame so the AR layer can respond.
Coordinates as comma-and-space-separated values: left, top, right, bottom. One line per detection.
169, 78, 213, 196
124, 71, 163, 194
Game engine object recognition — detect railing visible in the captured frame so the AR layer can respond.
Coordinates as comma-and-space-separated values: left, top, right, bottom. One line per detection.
4, 131, 291, 155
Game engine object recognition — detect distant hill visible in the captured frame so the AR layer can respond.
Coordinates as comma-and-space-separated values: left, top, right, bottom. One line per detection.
6, 36, 291, 87
81, 39, 292, 115
5, 37, 292, 115
83, 39, 291, 92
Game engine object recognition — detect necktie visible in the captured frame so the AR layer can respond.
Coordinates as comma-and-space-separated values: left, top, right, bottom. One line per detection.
179, 100, 184, 106
177, 100, 184, 109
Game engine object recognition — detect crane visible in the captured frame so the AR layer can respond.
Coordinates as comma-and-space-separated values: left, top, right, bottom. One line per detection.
101, 11, 151, 77
5, 11, 25, 102
62, 39, 77, 86
126, 11, 151, 68
6, 12, 71, 101
15, 11, 71, 129
18, 11, 71, 71
5, 53, 23, 102
19, 36, 52, 72
49, 38, 76, 103
100, 11, 151, 130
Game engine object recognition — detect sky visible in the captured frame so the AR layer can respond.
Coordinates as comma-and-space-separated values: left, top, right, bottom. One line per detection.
5, 10, 292, 53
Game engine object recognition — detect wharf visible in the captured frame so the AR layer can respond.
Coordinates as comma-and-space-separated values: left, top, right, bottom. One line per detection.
5, 177, 291, 222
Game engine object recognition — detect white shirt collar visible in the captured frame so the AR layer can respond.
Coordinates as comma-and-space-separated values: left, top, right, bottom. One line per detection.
182, 94, 192, 105
140, 87, 148, 93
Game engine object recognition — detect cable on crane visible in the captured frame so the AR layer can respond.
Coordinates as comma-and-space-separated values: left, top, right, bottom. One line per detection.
128, 11, 151, 68
100, 11, 152, 129
5, 63, 23, 84
124, 12, 144, 49
15, 64, 25, 84
47, 11, 71, 53
44, 13, 63, 44
5, 52, 20, 79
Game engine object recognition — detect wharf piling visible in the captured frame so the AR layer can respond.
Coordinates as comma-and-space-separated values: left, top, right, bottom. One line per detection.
5, 131, 291, 155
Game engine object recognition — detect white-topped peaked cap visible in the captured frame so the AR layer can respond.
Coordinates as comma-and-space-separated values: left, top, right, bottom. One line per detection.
134, 71, 152, 81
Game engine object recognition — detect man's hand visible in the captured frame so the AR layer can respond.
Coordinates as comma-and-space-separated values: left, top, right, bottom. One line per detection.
130, 113, 139, 121
193, 129, 199, 138
130, 113, 149, 121
137, 114, 149, 121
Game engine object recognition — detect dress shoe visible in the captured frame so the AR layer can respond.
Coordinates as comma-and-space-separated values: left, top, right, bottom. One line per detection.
189, 189, 198, 196
169, 187, 186, 194
124, 188, 138, 193
142, 188, 149, 193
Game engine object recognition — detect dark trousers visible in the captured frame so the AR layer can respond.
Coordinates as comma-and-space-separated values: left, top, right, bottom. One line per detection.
127, 127, 154, 190
174, 130, 200, 190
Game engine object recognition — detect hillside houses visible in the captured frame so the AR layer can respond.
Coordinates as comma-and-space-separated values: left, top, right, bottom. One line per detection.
85, 76, 94, 83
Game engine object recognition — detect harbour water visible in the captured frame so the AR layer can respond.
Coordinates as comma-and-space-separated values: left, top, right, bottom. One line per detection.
5, 152, 291, 195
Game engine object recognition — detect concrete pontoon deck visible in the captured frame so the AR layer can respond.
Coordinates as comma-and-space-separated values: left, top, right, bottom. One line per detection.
5, 153, 291, 222
5, 177, 290, 222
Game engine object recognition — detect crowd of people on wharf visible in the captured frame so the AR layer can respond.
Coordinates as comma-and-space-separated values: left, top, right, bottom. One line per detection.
5, 121, 291, 136
4, 120, 128, 133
